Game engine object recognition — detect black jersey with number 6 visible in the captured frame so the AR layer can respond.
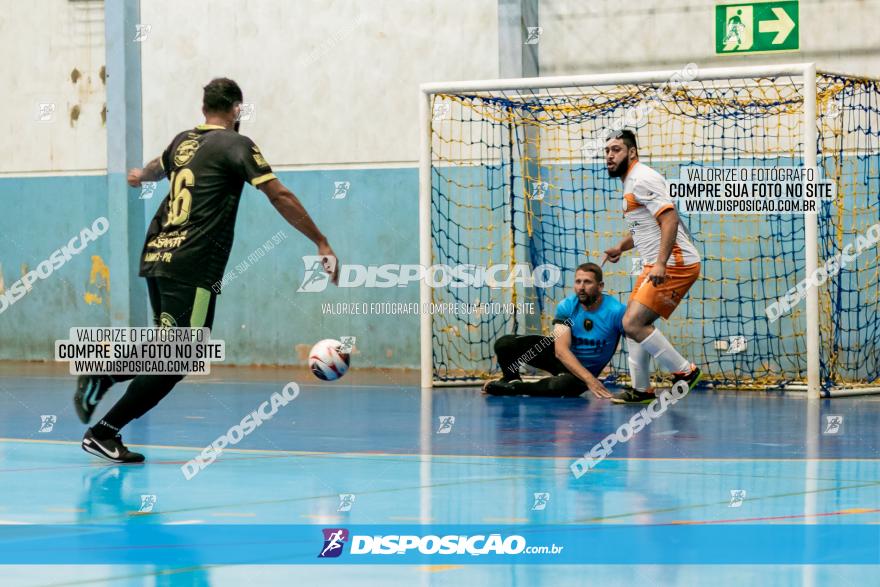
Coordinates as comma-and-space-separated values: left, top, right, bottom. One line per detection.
139, 124, 276, 291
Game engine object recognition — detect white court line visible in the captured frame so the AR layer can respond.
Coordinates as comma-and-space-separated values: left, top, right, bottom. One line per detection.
2, 438, 878, 463
5, 376, 417, 390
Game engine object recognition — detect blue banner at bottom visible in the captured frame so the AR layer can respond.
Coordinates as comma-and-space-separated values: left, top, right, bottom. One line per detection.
0, 525, 877, 565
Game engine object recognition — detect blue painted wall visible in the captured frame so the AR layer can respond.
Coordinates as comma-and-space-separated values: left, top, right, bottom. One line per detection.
430, 157, 879, 385
220, 167, 420, 368
0, 168, 422, 368
0, 176, 113, 359
2, 158, 876, 385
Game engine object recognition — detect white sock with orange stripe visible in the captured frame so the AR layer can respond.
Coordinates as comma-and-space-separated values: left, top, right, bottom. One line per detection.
626, 338, 652, 392
640, 329, 691, 374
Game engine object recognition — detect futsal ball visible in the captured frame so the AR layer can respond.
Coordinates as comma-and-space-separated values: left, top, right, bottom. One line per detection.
308, 339, 350, 381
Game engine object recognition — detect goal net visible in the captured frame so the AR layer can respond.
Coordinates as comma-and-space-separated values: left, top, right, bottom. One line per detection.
420, 65, 880, 395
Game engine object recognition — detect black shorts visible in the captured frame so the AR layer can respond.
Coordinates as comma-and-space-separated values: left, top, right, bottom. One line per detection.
146, 277, 217, 329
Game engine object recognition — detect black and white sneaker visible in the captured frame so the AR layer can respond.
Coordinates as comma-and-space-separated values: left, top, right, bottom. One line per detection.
74, 375, 114, 424
82, 429, 145, 463
611, 387, 657, 404
483, 380, 524, 396
671, 364, 703, 397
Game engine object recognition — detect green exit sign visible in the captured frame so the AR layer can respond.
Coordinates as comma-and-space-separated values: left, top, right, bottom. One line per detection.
716, 1, 799, 54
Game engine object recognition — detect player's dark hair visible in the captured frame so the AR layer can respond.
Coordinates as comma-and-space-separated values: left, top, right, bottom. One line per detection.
608, 129, 638, 151
575, 262, 603, 283
203, 78, 243, 113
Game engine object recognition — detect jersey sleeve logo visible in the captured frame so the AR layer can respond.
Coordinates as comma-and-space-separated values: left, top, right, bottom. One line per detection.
174, 139, 200, 166
252, 146, 269, 168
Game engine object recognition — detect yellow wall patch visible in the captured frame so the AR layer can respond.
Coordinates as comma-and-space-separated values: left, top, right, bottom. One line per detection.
84, 255, 110, 305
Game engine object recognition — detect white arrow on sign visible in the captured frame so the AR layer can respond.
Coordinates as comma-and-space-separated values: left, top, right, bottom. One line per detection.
758, 7, 795, 44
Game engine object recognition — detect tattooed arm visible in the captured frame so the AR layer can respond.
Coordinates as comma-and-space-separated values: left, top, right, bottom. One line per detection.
127, 157, 166, 187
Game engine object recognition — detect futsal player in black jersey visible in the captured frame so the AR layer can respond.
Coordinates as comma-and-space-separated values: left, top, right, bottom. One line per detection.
75, 78, 338, 463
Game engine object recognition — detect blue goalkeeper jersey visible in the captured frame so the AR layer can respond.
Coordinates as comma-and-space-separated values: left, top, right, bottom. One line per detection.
552, 293, 626, 375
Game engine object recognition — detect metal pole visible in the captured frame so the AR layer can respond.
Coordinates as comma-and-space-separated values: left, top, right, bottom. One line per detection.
499, 0, 542, 336
419, 90, 433, 388
802, 63, 821, 399
421, 63, 812, 95
498, 0, 540, 78
104, 0, 147, 326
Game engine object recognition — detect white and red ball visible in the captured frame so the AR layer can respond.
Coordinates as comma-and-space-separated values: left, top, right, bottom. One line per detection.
308, 339, 350, 381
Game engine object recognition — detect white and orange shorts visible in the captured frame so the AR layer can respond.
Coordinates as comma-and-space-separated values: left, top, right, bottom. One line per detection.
630, 262, 700, 319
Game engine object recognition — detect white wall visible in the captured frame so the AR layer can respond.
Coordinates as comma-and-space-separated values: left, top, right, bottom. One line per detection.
5, 0, 877, 175
0, 0, 107, 174
140, 0, 499, 168
540, 0, 880, 78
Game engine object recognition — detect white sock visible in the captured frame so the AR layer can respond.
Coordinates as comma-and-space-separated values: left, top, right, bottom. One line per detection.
626, 337, 652, 391
640, 329, 691, 374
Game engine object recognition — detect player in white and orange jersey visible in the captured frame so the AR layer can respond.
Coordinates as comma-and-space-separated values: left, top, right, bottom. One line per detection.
601, 130, 703, 404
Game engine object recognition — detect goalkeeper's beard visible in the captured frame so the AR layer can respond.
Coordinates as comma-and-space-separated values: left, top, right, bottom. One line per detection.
578, 291, 600, 307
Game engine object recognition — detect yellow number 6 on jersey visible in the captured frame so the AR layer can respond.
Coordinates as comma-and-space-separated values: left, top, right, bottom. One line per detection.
166, 169, 194, 227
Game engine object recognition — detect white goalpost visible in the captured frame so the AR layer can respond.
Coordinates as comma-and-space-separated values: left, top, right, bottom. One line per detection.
419, 63, 880, 398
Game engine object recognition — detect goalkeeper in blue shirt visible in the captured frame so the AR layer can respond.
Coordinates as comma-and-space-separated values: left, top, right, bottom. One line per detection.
484, 262, 625, 399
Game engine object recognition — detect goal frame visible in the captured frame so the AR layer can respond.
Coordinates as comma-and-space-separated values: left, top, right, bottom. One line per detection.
418, 62, 878, 398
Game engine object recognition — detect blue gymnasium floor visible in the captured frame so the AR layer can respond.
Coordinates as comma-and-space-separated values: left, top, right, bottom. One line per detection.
0, 365, 879, 586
